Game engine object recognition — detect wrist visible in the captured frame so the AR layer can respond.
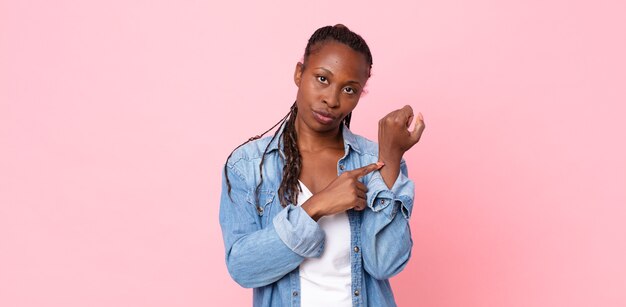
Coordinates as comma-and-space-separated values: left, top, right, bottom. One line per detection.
378, 151, 402, 189
378, 150, 402, 165
301, 198, 324, 221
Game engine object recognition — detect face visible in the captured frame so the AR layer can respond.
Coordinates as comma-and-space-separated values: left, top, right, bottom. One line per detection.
293, 41, 370, 135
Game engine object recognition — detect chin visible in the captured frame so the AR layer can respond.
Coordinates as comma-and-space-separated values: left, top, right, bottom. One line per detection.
314, 121, 341, 132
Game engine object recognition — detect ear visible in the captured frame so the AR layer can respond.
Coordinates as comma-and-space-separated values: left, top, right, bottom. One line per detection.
293, 62, 304, 87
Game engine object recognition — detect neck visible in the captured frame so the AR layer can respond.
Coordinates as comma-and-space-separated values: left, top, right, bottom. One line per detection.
294, 120, 344, 152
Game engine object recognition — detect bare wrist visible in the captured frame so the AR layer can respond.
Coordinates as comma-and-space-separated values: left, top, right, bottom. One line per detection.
378, 150, 402, 165
378, 151, 402, 189
301, 199, 323, 221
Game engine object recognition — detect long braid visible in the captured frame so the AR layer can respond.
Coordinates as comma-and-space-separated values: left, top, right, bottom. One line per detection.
224, 24, 372, 207
278, 104, 301, 206
344, 111, 352, 129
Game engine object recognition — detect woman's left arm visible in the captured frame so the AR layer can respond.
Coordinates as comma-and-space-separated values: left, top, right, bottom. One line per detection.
361, 105, 425, 280
361, 161, 414, 280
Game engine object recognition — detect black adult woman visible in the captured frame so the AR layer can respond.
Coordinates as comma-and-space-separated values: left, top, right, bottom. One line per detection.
220, 24, 425, 307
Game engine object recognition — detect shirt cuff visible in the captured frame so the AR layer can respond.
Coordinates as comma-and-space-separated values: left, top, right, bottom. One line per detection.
272, 205, 325, 258
366, 170, 414, 219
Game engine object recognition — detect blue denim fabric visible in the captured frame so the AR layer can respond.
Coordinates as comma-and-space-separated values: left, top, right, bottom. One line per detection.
219, 125, 415, 307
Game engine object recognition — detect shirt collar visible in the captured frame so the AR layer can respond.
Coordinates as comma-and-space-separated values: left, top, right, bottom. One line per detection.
341, 124, 362, 154
265, 122, 362, 156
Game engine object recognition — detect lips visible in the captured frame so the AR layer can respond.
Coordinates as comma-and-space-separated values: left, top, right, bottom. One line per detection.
312, 109, 337, 125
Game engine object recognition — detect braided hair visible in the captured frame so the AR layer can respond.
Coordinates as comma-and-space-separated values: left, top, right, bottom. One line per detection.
224, 24, 373, 207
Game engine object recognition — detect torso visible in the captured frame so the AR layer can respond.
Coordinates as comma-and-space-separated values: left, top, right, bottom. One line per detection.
298, 140, 352, 306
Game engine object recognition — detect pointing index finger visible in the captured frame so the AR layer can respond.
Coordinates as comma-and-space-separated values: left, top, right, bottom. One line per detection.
350, 162, 385, 179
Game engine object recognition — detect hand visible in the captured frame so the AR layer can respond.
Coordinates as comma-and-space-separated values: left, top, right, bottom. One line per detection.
378, 105, 425, 161
377, 105, 425, 188
301, 162, 384, 221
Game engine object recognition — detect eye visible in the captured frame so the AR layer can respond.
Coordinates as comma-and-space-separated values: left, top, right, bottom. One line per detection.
316, 76, 328, 84
343, 87, 357, 95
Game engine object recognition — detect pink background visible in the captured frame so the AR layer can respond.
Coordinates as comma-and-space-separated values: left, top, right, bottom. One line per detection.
2, 0, 625, 306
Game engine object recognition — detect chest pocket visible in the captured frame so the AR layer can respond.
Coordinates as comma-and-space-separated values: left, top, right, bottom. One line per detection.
245, 190, 275, 227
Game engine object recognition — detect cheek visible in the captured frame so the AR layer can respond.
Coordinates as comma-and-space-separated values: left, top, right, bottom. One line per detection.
342, 96, 360, 109
302, 80, 325, 98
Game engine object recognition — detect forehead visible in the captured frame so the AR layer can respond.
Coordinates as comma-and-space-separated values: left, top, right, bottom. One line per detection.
306, 41, 370, 82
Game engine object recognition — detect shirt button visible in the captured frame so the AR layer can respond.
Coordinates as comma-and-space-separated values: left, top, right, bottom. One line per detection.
354, 246, 359, 253
354, 290, 360, 296
292, 291, 298, 296
339, 164, 345, 170
380, 199, 385, 205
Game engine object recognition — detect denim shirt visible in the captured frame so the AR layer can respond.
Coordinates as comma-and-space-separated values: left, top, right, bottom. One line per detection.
219, 125, 415, 307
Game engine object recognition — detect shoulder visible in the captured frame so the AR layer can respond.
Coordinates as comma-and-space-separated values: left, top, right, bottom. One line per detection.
225, 134, 279, 169
224, 133, 282, 187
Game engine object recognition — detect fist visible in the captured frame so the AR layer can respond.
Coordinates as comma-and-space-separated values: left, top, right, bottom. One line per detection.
378, 105, 425, 161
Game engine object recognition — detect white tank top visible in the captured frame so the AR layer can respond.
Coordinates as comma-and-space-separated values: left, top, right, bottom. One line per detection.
297, 180, 352, 307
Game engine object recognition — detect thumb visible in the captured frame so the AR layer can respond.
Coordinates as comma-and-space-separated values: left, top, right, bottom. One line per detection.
410, 112, 426, 140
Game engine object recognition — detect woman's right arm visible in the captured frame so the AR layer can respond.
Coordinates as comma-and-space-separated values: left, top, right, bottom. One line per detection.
219, 165, 325, 288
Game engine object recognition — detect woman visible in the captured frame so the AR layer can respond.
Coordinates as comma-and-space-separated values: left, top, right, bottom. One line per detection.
220, 24, 425, 307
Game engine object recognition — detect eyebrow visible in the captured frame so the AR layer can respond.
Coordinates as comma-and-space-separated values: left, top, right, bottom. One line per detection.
315, 67, 363, 87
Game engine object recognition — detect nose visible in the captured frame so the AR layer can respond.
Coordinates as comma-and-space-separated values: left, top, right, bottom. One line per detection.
323, 86, 341, 108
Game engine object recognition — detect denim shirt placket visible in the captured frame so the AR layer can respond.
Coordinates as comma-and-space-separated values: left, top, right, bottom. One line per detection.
339, 147, 365, 307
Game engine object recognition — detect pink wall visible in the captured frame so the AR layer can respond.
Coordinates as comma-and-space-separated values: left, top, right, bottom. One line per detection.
2, 0, 625, 306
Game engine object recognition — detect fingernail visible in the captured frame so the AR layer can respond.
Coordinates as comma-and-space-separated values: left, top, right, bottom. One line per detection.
376, 161, 385, 167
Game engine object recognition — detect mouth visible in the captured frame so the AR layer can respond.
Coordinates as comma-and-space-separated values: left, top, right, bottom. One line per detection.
312, 110, 337, 125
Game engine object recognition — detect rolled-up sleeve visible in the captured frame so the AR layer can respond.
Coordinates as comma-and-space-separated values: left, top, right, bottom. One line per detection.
220, 165, 325, 288
273, 205, 325, 258
361, 160, 414, 280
